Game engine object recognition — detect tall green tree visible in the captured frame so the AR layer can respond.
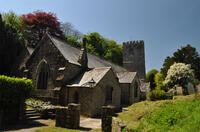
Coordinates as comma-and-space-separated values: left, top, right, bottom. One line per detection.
146, 69, 159, 90
85, 32, 107, 57
104, 40, 123, 65
161, 45, 200, 80
84, 32, 123, 65
2, 11, 25, 44
0, 14, 24, 75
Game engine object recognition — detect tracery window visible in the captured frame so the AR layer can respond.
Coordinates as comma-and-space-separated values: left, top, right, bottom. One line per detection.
36, 59, 49, 89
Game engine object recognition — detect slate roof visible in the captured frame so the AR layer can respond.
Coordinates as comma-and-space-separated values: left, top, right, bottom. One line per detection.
116, 72, 137, 83
67, 67, 111, 87
49, 35, 127, 73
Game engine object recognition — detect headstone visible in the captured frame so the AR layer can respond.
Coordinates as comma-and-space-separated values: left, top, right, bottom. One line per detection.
187, 83, 195, 95
112, 117, 126, 132
102, 106, 115, 132
176, 86, 183, 95
55, 103, 80, 129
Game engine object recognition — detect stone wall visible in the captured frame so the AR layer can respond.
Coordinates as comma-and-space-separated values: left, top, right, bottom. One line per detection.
112, 117, 126, 132
120, 76, 140, 105
120, 83, 130, 105
25, 36, 82, 102
56, 103, 80, 129
101, 106, 115, 132
61, 69, 121, 117
62, 87, 94, 117
93, 69, 121, 116
123, 41, 146, 80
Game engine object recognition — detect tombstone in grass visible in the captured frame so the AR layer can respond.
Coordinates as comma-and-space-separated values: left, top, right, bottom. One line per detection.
176, 86, 183, 95
187, 82, 195, 95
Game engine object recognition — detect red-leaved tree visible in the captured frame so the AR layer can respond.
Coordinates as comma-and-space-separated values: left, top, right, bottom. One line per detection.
23, 11, 63, 47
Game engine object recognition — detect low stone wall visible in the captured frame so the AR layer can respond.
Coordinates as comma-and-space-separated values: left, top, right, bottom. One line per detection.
112, 117, 126, 132
101, 106, 115, 132
56, 103, 80, 129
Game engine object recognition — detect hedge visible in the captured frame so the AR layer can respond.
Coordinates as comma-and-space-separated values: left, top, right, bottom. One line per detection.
0, 75, 33, 107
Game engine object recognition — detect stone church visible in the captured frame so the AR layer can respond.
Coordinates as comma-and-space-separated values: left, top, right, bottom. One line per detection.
20, 31, 146, 117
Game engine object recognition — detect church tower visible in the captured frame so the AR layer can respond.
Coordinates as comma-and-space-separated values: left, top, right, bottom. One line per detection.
123, 40, 146, 80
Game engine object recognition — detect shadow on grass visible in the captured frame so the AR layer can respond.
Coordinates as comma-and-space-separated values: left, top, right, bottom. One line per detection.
78, 126, 92, 131
1, 119, 48, 131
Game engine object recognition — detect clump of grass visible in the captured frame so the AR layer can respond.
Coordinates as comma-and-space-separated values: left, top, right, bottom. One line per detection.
137, 99, 200, 131
118, 94, 199, 131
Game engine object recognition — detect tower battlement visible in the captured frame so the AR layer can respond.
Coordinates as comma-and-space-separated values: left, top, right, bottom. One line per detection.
123, 40, 144, 46
123, 40, 146, 80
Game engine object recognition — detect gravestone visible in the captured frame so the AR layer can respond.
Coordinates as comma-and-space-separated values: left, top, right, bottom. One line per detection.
187, 83, 195, 95
101, 106, 115, 132
176, 86, 183, 95
56, 103, 80, 129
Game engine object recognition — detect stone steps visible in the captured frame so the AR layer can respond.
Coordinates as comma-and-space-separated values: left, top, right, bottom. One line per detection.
25, 109, 42, 120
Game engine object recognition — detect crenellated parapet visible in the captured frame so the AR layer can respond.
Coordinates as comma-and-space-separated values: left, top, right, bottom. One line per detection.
122, 40, 146, 80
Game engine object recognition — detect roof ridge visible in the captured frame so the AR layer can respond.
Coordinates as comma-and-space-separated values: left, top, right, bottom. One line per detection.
50, 35, 127, 71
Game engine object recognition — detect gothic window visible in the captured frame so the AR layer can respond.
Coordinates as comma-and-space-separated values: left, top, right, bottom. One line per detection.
36, 59, 49, 89
105, 87, 113, 104
134, 82, 138, 98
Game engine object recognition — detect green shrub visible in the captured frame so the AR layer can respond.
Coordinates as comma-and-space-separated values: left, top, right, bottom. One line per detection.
0, 75, 33, 107
148, 89, 166, 101
146, 69, 159, 90
154, 72, 167, 91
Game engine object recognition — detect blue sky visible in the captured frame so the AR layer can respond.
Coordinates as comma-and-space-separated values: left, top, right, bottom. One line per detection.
1, 0, 200, 72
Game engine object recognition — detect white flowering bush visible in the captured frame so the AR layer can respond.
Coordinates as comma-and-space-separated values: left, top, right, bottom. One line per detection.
164, 63, 195, 94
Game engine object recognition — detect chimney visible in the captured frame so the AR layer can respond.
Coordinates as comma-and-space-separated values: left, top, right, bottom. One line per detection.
78, 37, 88, 69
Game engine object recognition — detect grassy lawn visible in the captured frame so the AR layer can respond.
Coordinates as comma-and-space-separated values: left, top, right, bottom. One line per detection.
34, 127, 101, 132
118, 94, 200, 131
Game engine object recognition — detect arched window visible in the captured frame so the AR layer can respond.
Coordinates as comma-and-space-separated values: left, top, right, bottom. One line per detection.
73, 92, 79, 104
105, 87, 113, 104
134, 82, 138, 98
36, 59, 50, 89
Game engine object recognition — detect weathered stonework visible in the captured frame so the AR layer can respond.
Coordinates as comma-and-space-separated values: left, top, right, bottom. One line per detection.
101, 106, 115, 132
25, 35, 82, 103
112, 117, 126, 132
61, 68, 121, 117
56, 103, 80, 129
21, 33, 145, 118
123, 40, 146, 80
